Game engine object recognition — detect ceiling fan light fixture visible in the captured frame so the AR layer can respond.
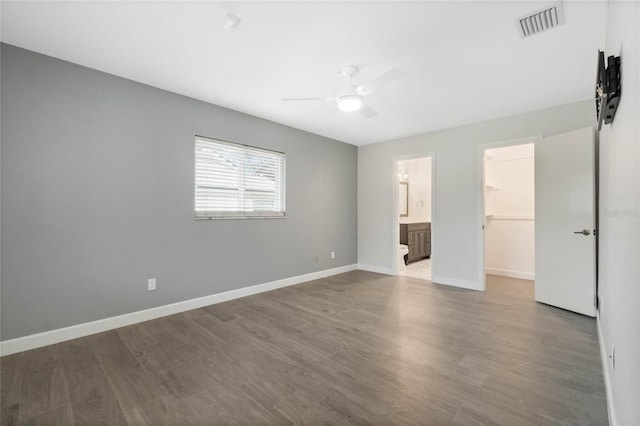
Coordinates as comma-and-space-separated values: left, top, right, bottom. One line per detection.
337, 95, 362, 112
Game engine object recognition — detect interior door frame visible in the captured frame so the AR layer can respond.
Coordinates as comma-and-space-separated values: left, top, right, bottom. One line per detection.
476, 135, 542, 290
393, 152, 436, 276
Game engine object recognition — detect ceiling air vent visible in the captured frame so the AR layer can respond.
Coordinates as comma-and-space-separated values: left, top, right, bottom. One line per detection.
516, 2, 565, 38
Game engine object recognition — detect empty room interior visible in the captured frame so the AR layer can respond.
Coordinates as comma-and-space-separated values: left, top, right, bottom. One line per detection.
1, 1, 639, 425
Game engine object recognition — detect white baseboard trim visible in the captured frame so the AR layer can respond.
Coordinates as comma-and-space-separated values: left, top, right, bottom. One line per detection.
431, 275, 483, 291
485, 268, 535, 281
0, 264, 358, 356
597, 316, 618, 426
356, 264, 394, 275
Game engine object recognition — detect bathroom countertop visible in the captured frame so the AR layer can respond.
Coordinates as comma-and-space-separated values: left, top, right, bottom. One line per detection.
399, 219, 431, 224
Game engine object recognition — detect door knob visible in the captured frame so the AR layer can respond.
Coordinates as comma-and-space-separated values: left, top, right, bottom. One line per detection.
574, 229, 591, 236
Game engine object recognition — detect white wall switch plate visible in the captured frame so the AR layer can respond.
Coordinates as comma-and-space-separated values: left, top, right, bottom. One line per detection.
148, 278, 157, 291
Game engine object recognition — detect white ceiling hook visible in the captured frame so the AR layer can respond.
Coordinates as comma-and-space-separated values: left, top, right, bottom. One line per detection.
221, 11, 241, 30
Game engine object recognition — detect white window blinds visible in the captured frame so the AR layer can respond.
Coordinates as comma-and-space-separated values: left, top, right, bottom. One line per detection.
195, 136, 286, 219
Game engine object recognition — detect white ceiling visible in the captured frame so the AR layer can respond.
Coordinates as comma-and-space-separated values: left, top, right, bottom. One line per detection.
1, 1, 607, 145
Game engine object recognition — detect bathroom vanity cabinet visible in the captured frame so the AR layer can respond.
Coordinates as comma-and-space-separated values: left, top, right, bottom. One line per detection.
400, 222, 431, 264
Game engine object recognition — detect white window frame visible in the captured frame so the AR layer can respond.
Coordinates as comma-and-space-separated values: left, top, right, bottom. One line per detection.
194, 136, 286, 220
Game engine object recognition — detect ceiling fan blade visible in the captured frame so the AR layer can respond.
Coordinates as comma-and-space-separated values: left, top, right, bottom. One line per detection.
356, 68, 405, 95
281, 97, 332, 102
359, 104, 378, 118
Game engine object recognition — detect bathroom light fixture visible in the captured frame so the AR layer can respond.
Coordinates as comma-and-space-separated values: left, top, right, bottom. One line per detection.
336, 95, 362, 112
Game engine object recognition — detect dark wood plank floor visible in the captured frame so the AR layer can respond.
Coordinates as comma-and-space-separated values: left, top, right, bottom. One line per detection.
1, 272, 608, 425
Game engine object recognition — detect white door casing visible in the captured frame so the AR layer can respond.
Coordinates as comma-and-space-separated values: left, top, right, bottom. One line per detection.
535, 126, 596, 317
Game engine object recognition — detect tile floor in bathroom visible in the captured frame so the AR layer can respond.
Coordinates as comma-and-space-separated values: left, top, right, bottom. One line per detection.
400, 258, 431, 280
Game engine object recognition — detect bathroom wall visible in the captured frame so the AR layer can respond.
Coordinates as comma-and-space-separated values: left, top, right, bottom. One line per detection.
484, 144, 535, 280
399, 157, 431, 223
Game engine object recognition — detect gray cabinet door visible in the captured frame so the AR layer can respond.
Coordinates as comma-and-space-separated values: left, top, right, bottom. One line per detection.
401, 223, 431, 263
416, 230, 426, 258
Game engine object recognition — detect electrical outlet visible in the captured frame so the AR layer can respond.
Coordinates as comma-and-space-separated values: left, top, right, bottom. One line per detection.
331, 251, 335, 259
148, 278, 157, 291
314, 256, 319, 263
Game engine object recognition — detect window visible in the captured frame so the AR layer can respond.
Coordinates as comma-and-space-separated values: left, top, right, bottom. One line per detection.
194, 136, 286, 219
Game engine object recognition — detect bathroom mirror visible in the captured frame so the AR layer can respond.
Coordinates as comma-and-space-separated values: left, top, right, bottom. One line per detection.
399, 182, 408, 217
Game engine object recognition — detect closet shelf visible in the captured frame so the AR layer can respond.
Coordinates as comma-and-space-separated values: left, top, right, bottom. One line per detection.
486, 214, 535, 221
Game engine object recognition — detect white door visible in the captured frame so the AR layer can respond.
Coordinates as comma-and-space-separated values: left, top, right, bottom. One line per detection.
535, 126, 596, 317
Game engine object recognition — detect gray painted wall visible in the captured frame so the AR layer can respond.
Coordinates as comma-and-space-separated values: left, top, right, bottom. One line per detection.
1, 44, 358, 340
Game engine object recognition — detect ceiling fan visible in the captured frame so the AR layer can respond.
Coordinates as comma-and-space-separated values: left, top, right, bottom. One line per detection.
281, 65, 405, 118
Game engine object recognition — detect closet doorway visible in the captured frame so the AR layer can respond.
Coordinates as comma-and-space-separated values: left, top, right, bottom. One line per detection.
394, 154, 434, 280
483, 143, 535, 291
479, 129, 596, 316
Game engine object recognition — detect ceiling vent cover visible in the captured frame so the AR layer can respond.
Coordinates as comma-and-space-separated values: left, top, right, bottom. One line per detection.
516, 2, 565, 38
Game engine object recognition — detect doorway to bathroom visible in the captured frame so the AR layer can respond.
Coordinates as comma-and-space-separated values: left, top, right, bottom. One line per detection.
394, 154, 433, 280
